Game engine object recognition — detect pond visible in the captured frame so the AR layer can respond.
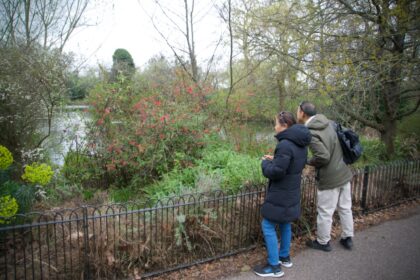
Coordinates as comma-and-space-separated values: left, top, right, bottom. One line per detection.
42, 107, 276, 166
41, 105, 90, 166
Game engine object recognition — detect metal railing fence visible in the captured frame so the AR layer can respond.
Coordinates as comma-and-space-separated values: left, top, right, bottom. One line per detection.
1, 160, 419, 279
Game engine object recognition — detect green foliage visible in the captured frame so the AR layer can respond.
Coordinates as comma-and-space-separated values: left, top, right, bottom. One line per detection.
134, 55, 174, 94
0, 195, 19, 224
111, 48, 135, 81
0, 169, 10, 186
221, 152, 263, 192
393, 136, 419, 160
67, 70, 99, 100
0, 145, 13, 170
398, 111, 420, 140
113, 49, 135, 66
0, 180, 20, 197
356, 136, 419, 168
43, 182, 85, 205
356, 138, 386, 167
62, 151, 102, 187
109, 187, 136, 203
82, 189, 95, 201
22, 163, 54, 186
146, 141, 265, 200
1, 181, 36, 214
0, 146, 36, 214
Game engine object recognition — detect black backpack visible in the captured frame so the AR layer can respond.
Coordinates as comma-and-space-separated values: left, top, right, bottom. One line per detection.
334, 123, 363, 164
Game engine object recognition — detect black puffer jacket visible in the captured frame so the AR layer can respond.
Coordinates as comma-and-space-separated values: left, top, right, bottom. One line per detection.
261, 124, 311, 223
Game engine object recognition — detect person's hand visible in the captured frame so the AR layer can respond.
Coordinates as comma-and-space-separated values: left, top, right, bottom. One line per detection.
261, 155, 273, 160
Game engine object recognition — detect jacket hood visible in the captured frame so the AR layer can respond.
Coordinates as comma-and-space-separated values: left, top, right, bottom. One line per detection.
275, 124, 312, 147
306, 114, 330, 130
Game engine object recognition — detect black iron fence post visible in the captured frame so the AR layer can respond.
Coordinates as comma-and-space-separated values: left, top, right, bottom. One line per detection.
82, 206, 90, 279
361, 166, 369, 213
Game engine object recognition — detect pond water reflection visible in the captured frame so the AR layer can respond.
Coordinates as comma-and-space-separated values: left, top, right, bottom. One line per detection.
43, 108, 276, 166
41, 105, 90, 166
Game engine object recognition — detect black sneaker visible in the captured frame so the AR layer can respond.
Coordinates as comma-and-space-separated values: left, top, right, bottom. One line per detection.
279, 256, 293, 268
340, 237, 353, 250
306, 239, 332, 252
253, 263, 284, 277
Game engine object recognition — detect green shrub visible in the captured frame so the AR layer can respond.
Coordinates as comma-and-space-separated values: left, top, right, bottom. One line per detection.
394, 136, 419, 159
0, 181, 35, 214
0, 145, 13, 170
356, 136, 419, 168
398, 111, 420, 139
144, 168, 200, 200
0, 180, 20, 196
44, 182, 85, 205
357, 137, 386, 167
22, 163, 54, 186
82, 189, 95, 201
0, 169, 9, 186
222, 152, 263, 192
109, 187, 136, 203
146, 143, 265, 200
12, 184, 36, 213
62, 151, 102, 186
0, 195, 19, 224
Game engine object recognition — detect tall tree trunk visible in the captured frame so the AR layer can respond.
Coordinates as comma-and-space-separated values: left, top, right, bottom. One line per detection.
24, 0, 31, 47
276, 74, 285, 111
377, 1, 406, 158
184, 0, 198, 83
380, 119, 397, 158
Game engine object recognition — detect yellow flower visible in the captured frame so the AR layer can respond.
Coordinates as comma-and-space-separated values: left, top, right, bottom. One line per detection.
0, 145, 13, 170
22, 163, 54, 186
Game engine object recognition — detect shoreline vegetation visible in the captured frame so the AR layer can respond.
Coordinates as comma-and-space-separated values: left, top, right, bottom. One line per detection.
0, 98, 418, 215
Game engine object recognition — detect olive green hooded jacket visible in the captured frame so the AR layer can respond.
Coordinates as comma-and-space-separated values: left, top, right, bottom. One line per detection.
306, 114, 353, 190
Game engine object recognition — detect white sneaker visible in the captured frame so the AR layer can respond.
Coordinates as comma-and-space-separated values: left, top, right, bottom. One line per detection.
279, 256, 293, 268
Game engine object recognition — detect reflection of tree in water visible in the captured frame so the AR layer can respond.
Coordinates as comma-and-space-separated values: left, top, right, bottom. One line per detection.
41, 106, 90, 166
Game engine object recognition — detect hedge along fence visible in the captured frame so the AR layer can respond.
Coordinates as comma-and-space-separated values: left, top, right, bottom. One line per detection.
0, 160, 419, 279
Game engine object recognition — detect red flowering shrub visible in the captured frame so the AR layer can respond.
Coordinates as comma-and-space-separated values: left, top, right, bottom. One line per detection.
85, 78, 211, 189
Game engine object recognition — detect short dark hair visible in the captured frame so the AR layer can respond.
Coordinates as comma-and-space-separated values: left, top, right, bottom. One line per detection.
277, 111, 296, 128
299, 101, 317, 117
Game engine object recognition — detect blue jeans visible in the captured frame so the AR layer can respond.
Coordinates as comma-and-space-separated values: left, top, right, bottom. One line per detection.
261, 218, 292, 266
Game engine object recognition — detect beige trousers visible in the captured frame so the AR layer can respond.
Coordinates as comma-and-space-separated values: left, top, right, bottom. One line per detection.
316, 181, 354, 245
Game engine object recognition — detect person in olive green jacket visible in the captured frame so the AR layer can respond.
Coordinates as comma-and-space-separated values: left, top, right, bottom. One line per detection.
297, 101, 354, 251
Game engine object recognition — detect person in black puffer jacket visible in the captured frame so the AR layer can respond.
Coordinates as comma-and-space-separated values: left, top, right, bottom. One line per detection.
253, 111, 311, 278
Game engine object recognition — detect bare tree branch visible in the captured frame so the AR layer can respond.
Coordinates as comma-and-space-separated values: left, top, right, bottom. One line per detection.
203, 33, 223, 84
336, 0, 377, 22
1, 0, 89, 51
153, 0, 187, 37
327, 91, 385, 131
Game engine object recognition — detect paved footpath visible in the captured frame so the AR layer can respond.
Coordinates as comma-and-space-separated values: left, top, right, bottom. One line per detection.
224, 207, 420, 280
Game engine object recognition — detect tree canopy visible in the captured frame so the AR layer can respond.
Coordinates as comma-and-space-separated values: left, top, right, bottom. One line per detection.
110, 48, 135, 81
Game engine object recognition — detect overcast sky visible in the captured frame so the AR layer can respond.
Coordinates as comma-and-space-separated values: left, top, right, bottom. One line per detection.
64, 0, 227, 71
